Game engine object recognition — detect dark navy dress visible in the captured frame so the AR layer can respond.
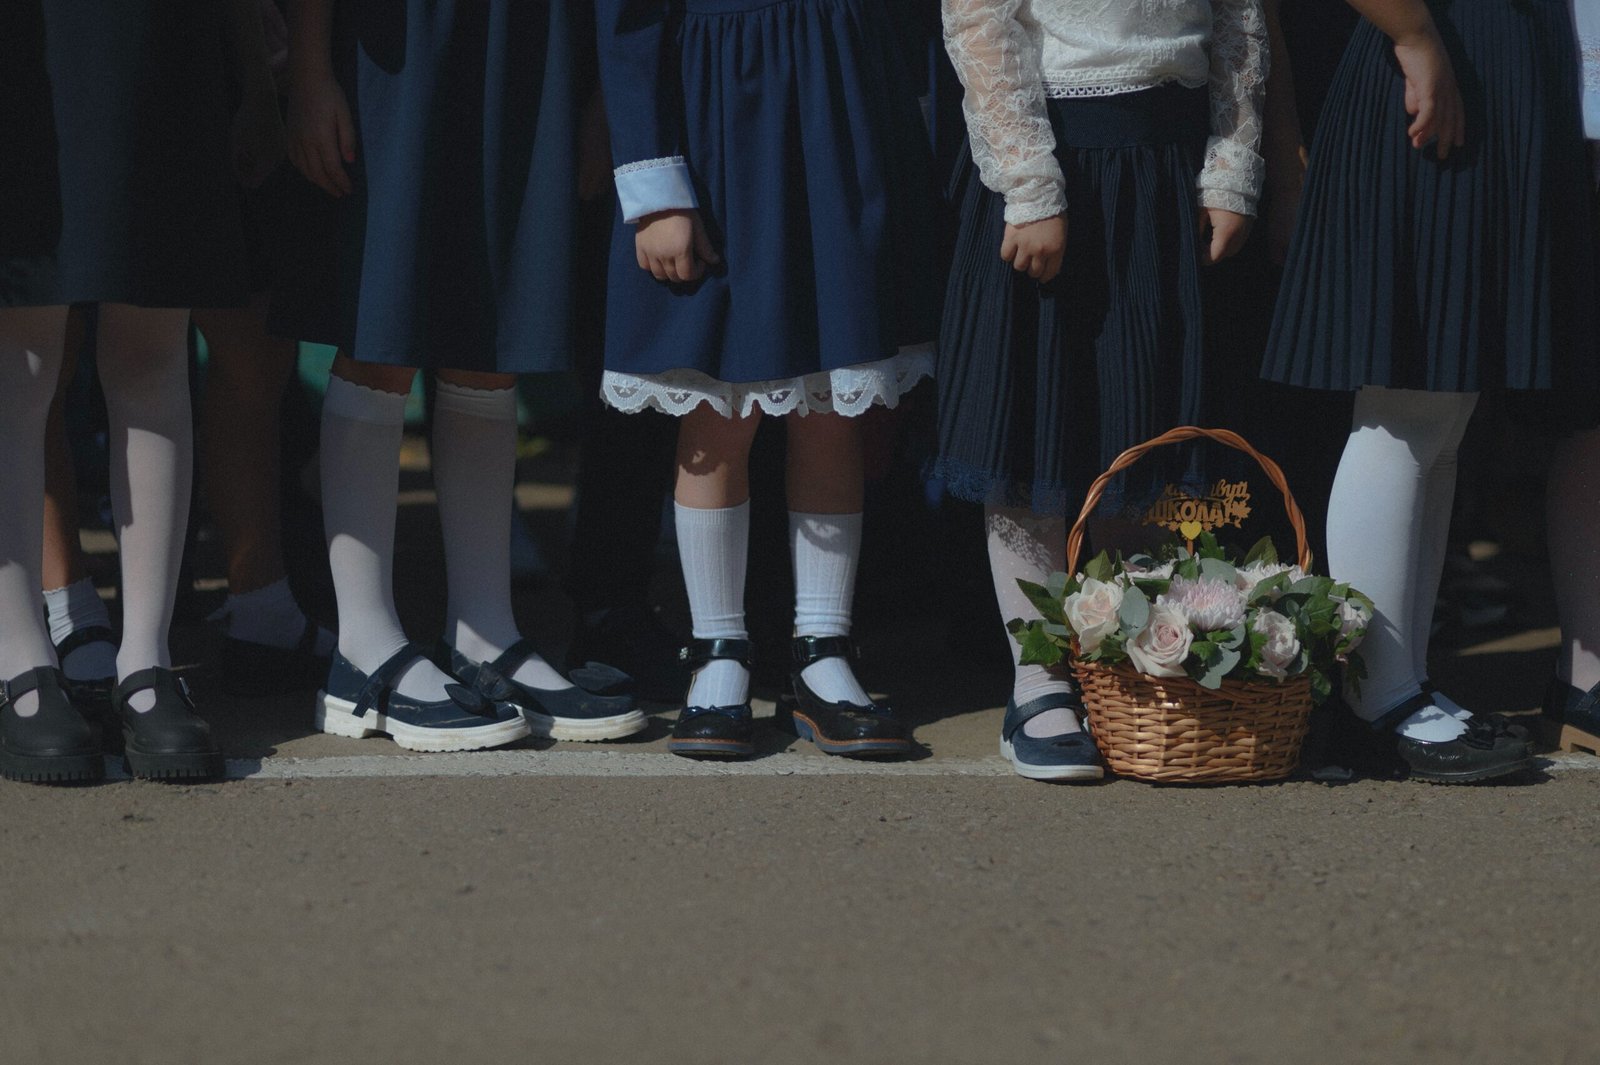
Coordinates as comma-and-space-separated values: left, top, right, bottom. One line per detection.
282, 0, 582, 372
935, 86, 1212, 516
1263, 0, 1599, 396
0, 0, 250, 310
593, 0, 941, 417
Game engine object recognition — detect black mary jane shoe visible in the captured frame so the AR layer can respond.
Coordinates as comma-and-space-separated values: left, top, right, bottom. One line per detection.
0, 667, 104, 784
669, 638, 756, 759
445, 638, 646, 742
53, 625, 117, 717
776, 636, 912, 760
1373, 690, 1534, 785
113, 668, 225, 782
220, 618, 331, 698
1544, 677, 1600, 757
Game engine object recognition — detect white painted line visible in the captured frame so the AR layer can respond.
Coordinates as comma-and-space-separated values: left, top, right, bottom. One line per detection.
97, 750, 1600, 781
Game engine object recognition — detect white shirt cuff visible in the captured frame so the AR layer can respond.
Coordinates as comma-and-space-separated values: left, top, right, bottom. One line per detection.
614, 157, 699, 224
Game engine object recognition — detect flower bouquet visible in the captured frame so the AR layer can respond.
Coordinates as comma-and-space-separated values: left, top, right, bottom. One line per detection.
1009, 533, 1373, 706
1025, 426, 1375, 782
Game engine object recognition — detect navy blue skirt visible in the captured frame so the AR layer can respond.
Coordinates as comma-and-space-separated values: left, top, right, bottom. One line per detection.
1264, 0, 1599, 394
935, 86, 1210, 517
281, 0, 581, 372
602, 0, 941, 385
0, 0, 250, 310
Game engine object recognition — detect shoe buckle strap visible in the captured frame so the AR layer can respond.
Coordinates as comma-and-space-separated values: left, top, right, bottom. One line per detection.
791, 635, 855, 667
679, 638, 752, 668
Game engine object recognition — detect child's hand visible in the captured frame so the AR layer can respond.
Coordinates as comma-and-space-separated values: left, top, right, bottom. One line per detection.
1393, 29, 1466, 160
287, 69, 356, 197
1001, 216, 1066, 283
232, 83, 287, 189
1199, 207, 1252, 265
635, 209, 720, 283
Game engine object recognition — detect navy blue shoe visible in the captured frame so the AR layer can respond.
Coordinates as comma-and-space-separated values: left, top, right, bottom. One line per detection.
445, 639, 646, 742
316, 645, 528, 752
1001, 692, 1103, 782
778, 636, 912, 759
669, 638, 755, 759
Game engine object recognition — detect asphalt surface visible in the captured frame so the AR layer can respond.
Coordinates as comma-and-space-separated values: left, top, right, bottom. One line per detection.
8, 438, 1595, 1064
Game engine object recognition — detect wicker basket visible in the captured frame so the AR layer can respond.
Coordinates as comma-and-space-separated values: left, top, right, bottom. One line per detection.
1066, 426, 1315, 783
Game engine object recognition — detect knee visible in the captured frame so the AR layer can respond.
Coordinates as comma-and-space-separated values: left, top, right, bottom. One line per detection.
677, 405, 761, 468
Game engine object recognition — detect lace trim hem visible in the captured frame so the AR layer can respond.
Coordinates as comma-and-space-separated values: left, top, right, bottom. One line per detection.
1040, 72, 1206, 100
613, 155, 688, 177
601, 348, 934, 419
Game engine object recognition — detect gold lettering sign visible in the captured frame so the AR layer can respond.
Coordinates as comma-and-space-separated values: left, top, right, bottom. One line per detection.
1141, 479, 1252, 542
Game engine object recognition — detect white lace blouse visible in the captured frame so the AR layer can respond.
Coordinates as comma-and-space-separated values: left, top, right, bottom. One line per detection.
1574, 0, 1600, 138
942, 0, 1269, 225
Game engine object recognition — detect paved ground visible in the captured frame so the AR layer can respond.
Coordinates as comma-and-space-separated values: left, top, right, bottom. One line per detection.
8, 436, 1597, 1064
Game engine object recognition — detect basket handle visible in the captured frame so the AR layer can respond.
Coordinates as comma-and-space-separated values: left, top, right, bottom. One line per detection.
1065, 425, 1313, 576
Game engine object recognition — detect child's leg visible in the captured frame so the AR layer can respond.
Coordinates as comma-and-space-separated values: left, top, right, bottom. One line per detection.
1408, 394, 1478, 718
983, 505, 1081, 736
784, 411, 872, 705
195, 297, 333, 654
0, 306, 68, 711
95, 304, 195, 710
41, 311, 118, 684
1548, 426, 1600, 693
320, 354, 453, 700
1327, 387, 1479, 739
676, 404, 761, 708
432, 369, 571, 690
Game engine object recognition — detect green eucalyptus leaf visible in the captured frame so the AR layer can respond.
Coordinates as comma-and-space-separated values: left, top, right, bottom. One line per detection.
1084, 550, 1114, 583
1046, 571, 1070, 601
1199, 557, 1238, 584
1119, 587, 1150, 632
1196, 646, 1241, 689
1242, 536, 1279, 567
1016, 623, 1065, 667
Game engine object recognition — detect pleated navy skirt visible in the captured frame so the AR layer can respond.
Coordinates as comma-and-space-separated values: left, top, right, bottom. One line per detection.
935, 85, 1210, 517
1263, 0, 1599, 395
0, 0, 250, 310
281, 0, 581, 372
601, 0, 941, 389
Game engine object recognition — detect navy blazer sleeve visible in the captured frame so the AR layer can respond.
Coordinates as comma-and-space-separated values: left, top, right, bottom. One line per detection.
594, 0, 698, 222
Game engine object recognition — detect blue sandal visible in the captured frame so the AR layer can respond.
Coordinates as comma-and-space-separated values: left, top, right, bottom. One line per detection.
315, 645, 527, 752
446, 639, 646, 742
1000, 693, 1104, 782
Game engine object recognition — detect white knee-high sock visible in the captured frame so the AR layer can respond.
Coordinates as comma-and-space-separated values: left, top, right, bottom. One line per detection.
1549, 428, 1600, 693
791, 511, 872, 705
1409, 397, 1477, 721
676, 501, 751, 708
97, 306, 195, 712
44, 578, 117, 681
0, 308, 66, 714
985, 505, 1081, 737
321, 374, 451, 701
1327, 387, 1478, 742
433, 381, 570, 691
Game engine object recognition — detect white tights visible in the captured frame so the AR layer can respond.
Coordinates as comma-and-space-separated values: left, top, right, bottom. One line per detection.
1327, 387, 1478, 740
984, 505, 1082, 737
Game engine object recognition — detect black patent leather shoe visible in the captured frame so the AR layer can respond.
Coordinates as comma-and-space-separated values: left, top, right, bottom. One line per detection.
776, 636, 911, 759
669, 638, 755, 759
114, 668, 224, 781
0, 667, 104, 783
1544, 677, 1600, 757
1374, 691, 1534, 784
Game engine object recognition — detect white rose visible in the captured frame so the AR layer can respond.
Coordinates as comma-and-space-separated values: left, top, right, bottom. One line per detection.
1126, 604, 1194, 678
1253, 610, 1303, 679
1335, 597, 1372, 646
1064, 577, 1125, 653
1126, 559, 1175, 581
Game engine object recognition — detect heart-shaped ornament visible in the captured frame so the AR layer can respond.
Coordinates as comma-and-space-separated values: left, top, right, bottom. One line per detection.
1178, 520, 1204, 541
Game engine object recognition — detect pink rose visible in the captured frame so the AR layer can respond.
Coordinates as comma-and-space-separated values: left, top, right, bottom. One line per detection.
1126, 604, 1193, 678
1064, 577, 1125, 654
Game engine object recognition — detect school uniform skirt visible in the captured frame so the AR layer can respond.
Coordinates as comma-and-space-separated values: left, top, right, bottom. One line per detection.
0, 0, 250, 310
935, 85, 1210, 516
1263, 0, 1599, 397
281, 0, 581, 372
600, 0, 942, 419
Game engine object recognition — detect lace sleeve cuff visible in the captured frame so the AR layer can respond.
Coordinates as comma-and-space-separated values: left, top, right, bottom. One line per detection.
1196, 135, 1264, 217
1003, 184, 1067, 226
614, 157, 699, 224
